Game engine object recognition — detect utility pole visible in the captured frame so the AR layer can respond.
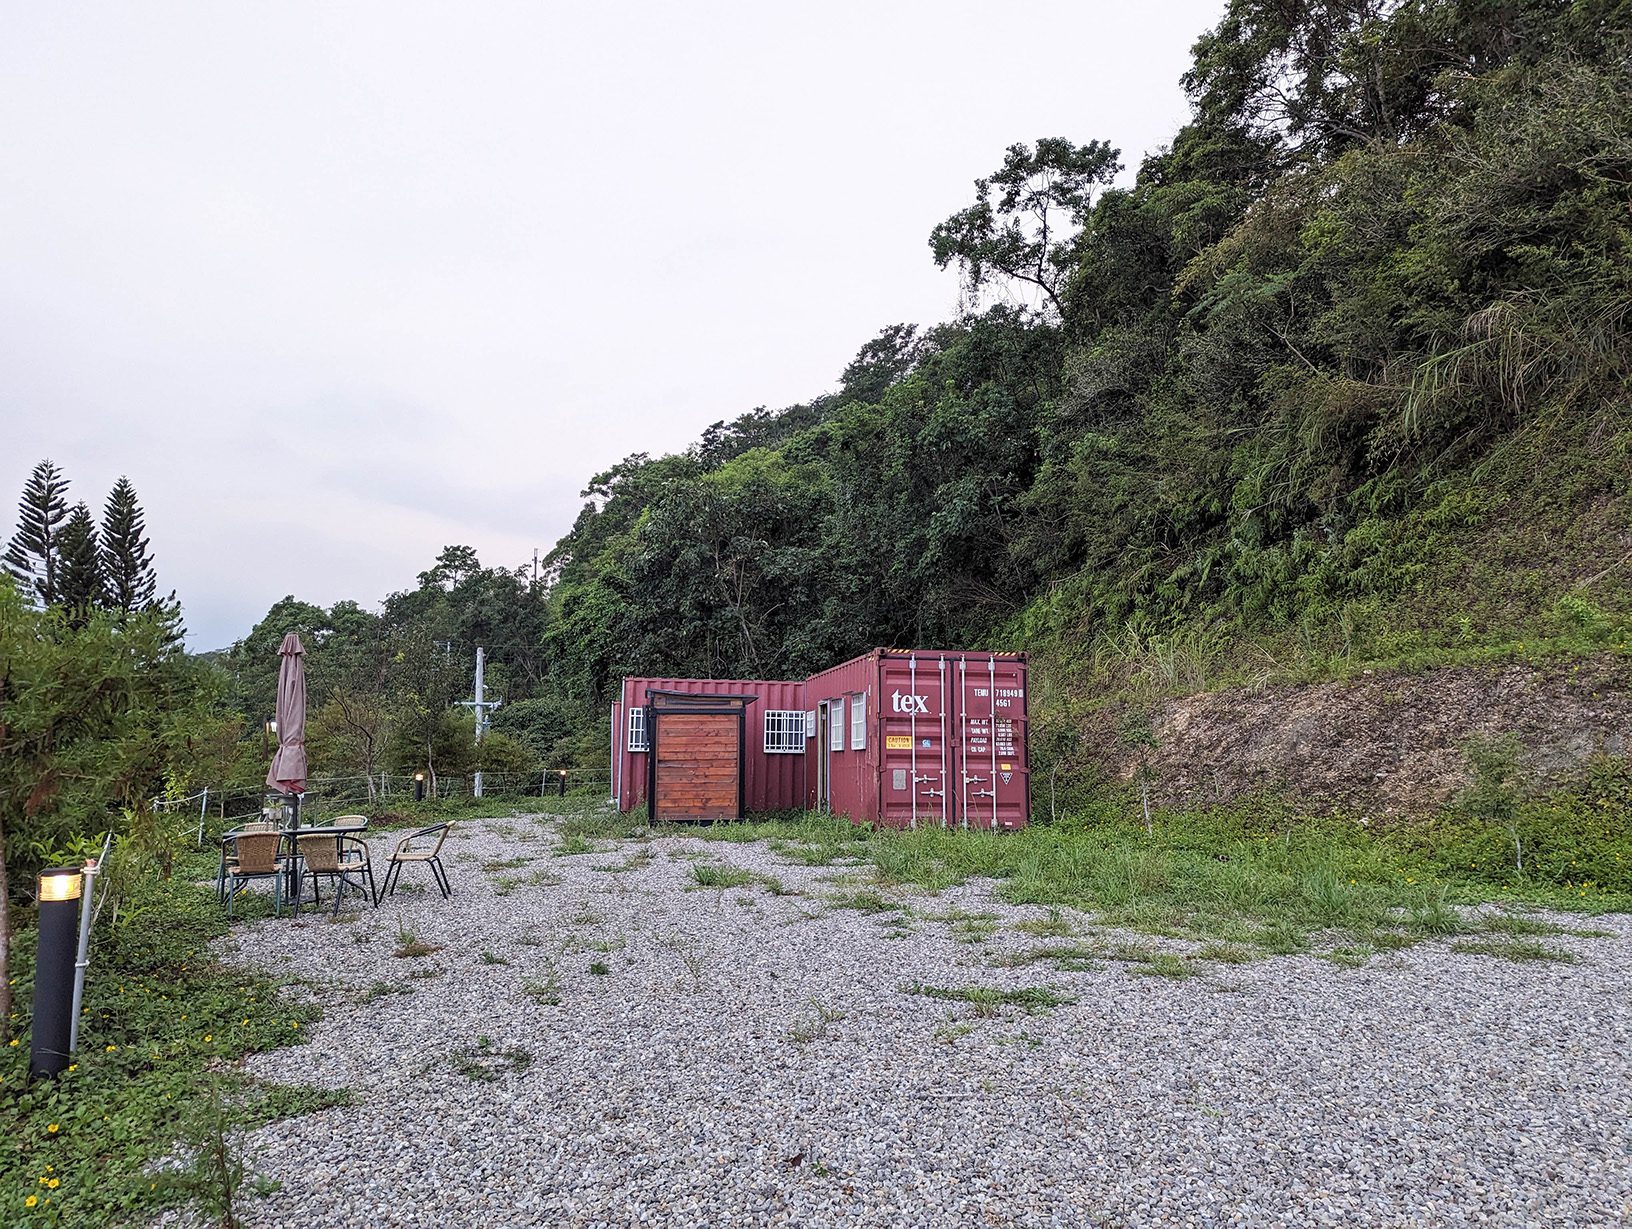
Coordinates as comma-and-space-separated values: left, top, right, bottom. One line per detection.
460, 646, 502, 797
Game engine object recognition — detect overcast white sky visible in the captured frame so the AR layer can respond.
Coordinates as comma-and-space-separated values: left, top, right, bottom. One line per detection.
1, 1, 1225, 650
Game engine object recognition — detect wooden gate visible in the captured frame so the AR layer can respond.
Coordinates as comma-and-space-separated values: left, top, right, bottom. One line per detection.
646, 690, 755, 821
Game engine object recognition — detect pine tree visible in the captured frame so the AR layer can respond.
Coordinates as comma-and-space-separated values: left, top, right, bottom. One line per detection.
56, 502, 104, 625
101, 477, 157, 613
3, 459, 70, 607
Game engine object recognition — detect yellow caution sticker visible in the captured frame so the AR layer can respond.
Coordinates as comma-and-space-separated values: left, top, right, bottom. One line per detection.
1000, 763, 1012, 770
885, 735, 913, 750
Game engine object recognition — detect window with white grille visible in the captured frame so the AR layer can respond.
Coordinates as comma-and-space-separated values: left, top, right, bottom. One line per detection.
764, 711, 805, 754
829, 698, 845, 751
627, 706, 648, 752
850, 691, 866, 750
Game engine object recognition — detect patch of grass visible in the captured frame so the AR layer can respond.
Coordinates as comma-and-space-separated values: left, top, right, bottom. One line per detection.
522, 963, 562, 1005
493, 868, 564, 897
393, 918, 441, 959
787, 999, 846, 1044
479, 950, 510, 966
1451, 938, 1580, 963
990, 943, 1101, 972
1132, 952, 1198, 980
1015, 908, 1076, 938
1195, 942, 1254, 965
357, 980, 412, 1003
903, 982, 1076, 1016
562, 930, 626, 955
920, 908, 1001, 944
588, 961, 611, 976
597, 849, 656, 874
691, 863, 758, 890
933, 1020, 978, 1044
797, 792, 1632, 956
1476, 911, 1611, 939
1321, 945, 1375, 968
824, 889, 901, 915
660, 937, 710, 991
553, 833, 597, 857
482, 856, 535, 872
0, 880, 323, 1228
454, 1037, 534, 1082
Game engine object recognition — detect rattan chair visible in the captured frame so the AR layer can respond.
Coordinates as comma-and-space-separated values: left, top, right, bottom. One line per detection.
296, 833, 377, 914
223, 832, 287, 918
381, 823, 452, 899
215, 825, 276, 900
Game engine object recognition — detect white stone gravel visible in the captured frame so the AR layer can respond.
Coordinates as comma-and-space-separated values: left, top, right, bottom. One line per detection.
202, 810, 1632, 1228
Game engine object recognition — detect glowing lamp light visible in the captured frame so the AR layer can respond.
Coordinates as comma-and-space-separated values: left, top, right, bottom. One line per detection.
38, 869, 83, 903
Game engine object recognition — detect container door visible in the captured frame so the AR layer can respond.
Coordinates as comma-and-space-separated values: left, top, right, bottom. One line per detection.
652, 711, 741, 821
879, 655, 951, 829
955, 657, 1029, 830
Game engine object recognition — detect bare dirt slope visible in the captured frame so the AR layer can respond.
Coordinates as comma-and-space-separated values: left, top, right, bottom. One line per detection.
1094, 655, 1631, 817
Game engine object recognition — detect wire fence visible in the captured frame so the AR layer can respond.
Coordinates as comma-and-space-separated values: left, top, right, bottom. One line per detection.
152, 768, 614, 845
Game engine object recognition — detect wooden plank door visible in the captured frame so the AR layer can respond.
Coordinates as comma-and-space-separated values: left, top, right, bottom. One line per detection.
653, 711, 741, 820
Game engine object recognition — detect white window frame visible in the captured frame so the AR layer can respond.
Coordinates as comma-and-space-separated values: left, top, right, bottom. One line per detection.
829, 697, 845, 752
627, 706, 649, 752
764, 710, 805, 754
850, 691, 866, 750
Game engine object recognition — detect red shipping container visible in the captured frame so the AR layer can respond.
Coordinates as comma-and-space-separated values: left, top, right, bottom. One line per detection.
611, 677, 808, 816
803, 649, 1030, 830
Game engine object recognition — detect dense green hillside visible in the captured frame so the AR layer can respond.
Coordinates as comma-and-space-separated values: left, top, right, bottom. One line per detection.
536, 1, 1631, 739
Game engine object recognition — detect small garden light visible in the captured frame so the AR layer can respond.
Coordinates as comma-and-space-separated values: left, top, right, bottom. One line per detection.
558, 768, 569, 797
414, 771, 426, 803
32, 868, 83, 1081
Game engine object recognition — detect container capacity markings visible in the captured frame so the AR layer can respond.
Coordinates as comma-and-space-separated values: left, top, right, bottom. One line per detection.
966, 716, 991, 756
995, 719, 1016, 757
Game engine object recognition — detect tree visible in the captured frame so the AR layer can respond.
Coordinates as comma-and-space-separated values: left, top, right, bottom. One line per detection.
101, 476, 157, 613
57, 501, 104, 625
929, 138, 1122, 316
4, 459, 70, 607
308, 689, 390, 798
838, 324, 922, 404
0, 578, 205, 1031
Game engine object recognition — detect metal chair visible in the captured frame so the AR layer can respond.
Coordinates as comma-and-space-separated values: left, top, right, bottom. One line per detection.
295, 833, 377, 914
223, 832, 287, 918
381, 823, 453, 899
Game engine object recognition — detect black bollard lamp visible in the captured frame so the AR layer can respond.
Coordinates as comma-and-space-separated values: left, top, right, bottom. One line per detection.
31, 868, 83, 1080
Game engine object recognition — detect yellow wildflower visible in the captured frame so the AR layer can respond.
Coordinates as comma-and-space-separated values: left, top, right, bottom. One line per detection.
46, 1123, 59, 1134
25, 1195, 38, 1208
46, 1179, 58, 1190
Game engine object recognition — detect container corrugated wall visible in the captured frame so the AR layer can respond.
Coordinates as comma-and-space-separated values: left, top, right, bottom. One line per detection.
612, 677, 808, 814
804, 649, 1030, 830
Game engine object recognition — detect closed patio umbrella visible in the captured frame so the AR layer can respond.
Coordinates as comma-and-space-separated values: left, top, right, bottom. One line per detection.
267, 632, 308, 805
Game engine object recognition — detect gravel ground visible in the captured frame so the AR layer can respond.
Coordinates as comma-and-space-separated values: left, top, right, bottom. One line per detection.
202, 810, 1632, 1228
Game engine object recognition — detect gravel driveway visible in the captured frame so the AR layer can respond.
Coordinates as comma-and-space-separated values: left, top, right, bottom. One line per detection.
211, 810, 1632, 1228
